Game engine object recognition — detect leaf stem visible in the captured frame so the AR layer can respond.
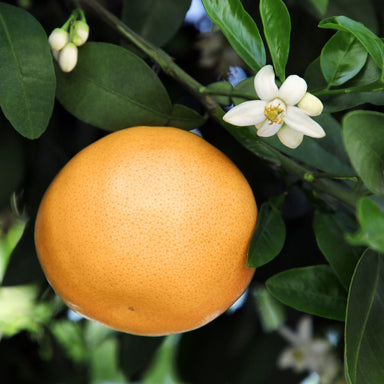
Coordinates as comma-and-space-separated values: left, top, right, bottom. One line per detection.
314, 81, 384, 97
311, 172, 359, 181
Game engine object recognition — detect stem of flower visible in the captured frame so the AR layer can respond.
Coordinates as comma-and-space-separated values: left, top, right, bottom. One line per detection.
314, 81, 384, 97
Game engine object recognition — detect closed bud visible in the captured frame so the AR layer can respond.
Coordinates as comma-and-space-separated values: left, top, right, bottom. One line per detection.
48, 28, 69, 51
298, 92, 323, 116
59, 43, 78, 72
72, 20, 89, 47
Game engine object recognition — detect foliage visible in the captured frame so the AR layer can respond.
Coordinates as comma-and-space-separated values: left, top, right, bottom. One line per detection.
1, 0, 384, 383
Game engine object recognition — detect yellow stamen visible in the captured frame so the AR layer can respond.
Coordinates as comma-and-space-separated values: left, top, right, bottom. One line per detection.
264, 103, 285, 125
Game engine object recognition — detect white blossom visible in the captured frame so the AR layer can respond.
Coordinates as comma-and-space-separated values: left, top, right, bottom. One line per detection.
72, 20, 90, 47
48, 28, 68, 51
58, 43, 78, 73
223, 65, 325, 149
277, 316, 341, 384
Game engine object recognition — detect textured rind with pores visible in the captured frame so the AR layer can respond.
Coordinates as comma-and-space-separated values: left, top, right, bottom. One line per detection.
34, 126, 257, 336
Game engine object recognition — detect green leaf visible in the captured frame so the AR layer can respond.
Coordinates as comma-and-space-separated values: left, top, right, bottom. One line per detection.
320, 31, 367, 86
259, 0, 291, 81
0, 3, 55, 139
56, 42, 172, 131
266, 265, 347, 321
345, 251, 384, 384
121, 0, 191, 47
167, 104, 207, 130
0, 214, 25, 283
313, 210, 361, 290
231, 77, 258, 106
346, 197, 384, 253
318, 16, 384, 73
201, 0, 266, 72
247, 195, 286, 268
343, 110, 384, 195
304, 57, 328, 91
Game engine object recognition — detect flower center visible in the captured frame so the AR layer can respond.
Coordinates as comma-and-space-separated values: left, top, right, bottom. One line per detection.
264, 99, 286, 125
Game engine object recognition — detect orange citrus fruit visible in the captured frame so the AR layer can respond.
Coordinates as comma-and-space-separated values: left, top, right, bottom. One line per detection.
35, 126, 257, 335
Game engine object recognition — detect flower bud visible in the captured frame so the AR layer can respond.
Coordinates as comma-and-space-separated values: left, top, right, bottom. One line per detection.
298, 92, 323, 116
59, 43, 78, 72
51, 49, 60, 61
48, 28, 69, 51
72, 20, 89, 47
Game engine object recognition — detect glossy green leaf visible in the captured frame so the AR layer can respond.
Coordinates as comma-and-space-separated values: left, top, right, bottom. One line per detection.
320, 31, 367, 86
319, 16, 384, 73
343, 110, 384, 195
346, 197, 384, 253
314, 210, 361, 290
201, 0, 266, 72
315, 48, 382, 113
167, 104, 207, 130
247, 195, 286, 268
266, 265, 347, 321
231, 77, 257, 106
121, 0, 191, 47
260, 0, 291, 81
0, 3, 55, 139
304, 57, 328, 91
345, 251, 384, 384
56, 42, 172, 131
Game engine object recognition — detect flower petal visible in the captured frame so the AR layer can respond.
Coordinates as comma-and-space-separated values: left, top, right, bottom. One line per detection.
257, 119, 282, 137
223, 100, 266, 126
298, 92, 323, 116
254, 65, 279, 101
277, 125, 304, 148
285, 106, 325, 138
278, 75, 307, 105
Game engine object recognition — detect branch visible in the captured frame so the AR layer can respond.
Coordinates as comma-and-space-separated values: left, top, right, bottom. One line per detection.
78, 0, 362, 208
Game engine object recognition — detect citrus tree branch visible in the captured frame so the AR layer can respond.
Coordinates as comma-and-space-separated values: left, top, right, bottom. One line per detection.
77, 0, 362, 208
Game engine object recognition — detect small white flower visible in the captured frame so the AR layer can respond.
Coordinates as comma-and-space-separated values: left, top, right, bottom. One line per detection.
58, 43, 78, 73
48, 28, 69, 51
277, 316, 341, 384
223, 65, 325, 149
72, 20, 89, 47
